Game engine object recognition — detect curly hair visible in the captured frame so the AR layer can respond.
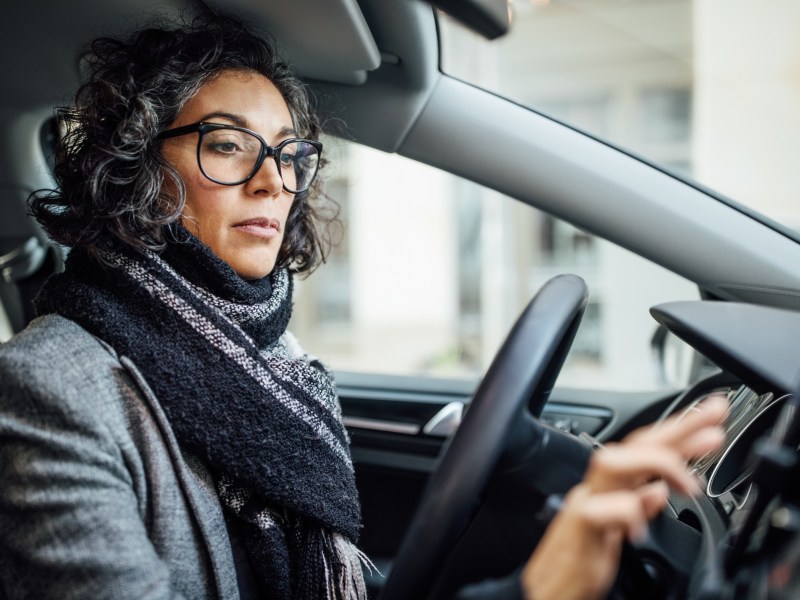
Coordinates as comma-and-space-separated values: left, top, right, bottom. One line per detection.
30, 13, 336, 274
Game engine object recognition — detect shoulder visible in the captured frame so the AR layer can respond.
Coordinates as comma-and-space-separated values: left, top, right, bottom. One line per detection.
0, 313, 120, 389
1, 313, 116, 365
0, 316, 235, 599
0, 314, 131, 432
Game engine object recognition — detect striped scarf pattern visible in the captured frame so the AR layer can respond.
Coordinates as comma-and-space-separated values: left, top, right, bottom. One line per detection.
35, 233, 367, 599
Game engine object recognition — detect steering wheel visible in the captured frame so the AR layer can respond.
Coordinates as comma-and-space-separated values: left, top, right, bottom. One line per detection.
379, 274, 590, 599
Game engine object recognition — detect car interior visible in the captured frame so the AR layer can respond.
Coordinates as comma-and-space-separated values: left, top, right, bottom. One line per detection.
3, 0, 800, 598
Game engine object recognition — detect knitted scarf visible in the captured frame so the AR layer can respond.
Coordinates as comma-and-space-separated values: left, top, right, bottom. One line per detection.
34, 231, 367, 600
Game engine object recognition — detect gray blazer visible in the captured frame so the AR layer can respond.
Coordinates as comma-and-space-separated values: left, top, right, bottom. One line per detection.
0, 315, 240, 599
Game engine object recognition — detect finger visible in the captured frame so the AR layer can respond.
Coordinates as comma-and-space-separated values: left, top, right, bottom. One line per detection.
620, 398, 727, 468
629, 396, 727, 449
586, 445, 699, 495
566, 487, 650, 542
638, 480, 670, 519
677, 394, 729, 424
672, 426, 726, 459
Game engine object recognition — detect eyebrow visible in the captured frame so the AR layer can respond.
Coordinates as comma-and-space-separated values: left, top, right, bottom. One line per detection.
200, 112, 299, 139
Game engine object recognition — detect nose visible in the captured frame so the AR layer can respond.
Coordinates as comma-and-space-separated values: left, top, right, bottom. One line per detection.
245, 155, 284, 197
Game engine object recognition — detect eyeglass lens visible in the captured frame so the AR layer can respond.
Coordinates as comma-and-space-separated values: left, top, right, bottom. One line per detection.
199, 128, 319, 192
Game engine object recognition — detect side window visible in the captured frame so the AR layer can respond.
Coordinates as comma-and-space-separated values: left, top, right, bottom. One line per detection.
290, 137, 697, 391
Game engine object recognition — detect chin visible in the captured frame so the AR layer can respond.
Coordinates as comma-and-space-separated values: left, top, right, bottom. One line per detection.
235, 269, 274, 281
232, 260, 277, 281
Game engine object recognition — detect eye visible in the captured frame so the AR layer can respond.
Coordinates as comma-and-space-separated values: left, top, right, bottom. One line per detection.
202, 129, 257, 157
209, 141, 241, 155
278, 151, 296, 168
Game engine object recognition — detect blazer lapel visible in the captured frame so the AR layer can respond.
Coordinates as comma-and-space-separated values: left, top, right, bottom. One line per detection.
120, 355, 240, 600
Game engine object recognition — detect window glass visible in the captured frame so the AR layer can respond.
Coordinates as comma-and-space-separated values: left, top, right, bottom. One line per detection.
290, 137, 697, 391
439, 0, 800, 230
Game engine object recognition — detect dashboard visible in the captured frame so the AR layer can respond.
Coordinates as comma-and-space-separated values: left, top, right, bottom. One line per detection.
651, 300, 800, 597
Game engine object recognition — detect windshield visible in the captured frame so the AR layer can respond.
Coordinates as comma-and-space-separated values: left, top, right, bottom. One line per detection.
439, 0, 800, 232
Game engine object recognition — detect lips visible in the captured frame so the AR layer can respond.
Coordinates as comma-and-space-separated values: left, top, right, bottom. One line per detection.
232, 217, 281, 239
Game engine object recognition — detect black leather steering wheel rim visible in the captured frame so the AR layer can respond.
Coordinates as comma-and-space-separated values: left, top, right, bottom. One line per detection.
379, 274, 589, 600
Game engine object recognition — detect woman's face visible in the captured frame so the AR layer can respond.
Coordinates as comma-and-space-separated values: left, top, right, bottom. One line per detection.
161, 70, 296, 280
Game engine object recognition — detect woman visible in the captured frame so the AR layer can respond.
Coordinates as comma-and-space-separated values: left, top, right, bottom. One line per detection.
4, 14, 357, 600
0, 13, 725, 600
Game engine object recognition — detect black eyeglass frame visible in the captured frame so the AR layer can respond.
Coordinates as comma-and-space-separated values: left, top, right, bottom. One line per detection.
157, 121, 323, 193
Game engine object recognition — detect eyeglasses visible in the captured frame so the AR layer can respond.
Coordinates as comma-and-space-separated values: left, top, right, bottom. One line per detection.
157, 122, 322, 194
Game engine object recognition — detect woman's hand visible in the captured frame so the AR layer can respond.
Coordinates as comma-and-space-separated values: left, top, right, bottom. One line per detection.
520, 395, 728, 600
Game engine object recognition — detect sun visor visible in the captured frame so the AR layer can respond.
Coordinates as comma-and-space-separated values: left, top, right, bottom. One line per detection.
207, 0, 382, 84
651, 301, 800, 395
